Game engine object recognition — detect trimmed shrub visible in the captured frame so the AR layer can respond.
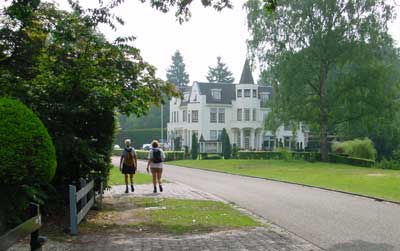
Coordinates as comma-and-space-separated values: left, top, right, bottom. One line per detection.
328, 154, 375, 167
276, 147, 292, 161
0, 98, 57, 185
221, 128, 232, 159
0, 98, 57, 229
191, 133, 199, 160
332, 138, 377, 160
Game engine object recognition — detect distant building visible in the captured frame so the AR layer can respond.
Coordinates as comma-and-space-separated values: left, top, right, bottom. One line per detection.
167, 60, 308, 153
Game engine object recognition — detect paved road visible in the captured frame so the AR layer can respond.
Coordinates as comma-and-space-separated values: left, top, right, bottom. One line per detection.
134, 161, 400, 251
113, 158, 400, 250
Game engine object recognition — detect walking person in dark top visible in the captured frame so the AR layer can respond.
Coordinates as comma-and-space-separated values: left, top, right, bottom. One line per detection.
120, 139, 137, 193
146, 140, 166, 193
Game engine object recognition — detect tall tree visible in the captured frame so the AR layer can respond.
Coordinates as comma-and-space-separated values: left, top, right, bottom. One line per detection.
191, 133, 199, 160
206, 56, 235, 83
246, 0, 399, 161
166, 50, 190, 86
221, 128, 232, 159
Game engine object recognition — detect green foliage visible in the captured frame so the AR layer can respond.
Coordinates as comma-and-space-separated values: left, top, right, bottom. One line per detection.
332, 138, 377, 160
206, 56, 235, 83
0, 98, 56, 228
0, 98, 56, 184
375, 158, 400, 170
0, 1, 179, 217
246, 0, 399, 161
328, 154, 375, 168
191, 133, 199, 160
276, 147, 292, 161
118, 101, 169, 130
231, 144, 239, 159
114, 128, 167, 148
221, 128, 232, 159
166, 50, 190, 86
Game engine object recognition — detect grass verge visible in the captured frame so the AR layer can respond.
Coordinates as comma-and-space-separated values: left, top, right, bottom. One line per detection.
81, 197, 261, 235
108, 166, 153, 185
169, 159, 400, 203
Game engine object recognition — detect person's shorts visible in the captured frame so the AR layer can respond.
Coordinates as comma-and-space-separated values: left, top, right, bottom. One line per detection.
122, 163, 136, 174
150, 167, 163, 174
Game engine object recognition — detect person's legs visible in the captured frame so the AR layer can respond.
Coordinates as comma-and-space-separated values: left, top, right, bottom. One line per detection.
156, 170, 163, 192
124, 174, 129, 193
129, 173, 134, 192
151, 169, 157, 193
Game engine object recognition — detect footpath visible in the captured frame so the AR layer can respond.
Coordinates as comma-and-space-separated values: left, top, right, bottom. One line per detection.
9, 178, 321, 251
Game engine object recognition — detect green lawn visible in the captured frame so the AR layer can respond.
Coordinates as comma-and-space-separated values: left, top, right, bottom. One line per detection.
169, 159, 400, 202
108, 166, 153, 185
82, 197, 261, 235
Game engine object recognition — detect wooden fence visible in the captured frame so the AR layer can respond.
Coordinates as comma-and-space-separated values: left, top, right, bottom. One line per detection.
0, 203, 46, 251
69, 178, 103, 235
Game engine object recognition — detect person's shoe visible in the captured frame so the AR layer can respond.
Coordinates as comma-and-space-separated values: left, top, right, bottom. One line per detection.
131, 184, 134, 192
153, 186, 157, 193
159, 185, 163, 192
125, 187, 129, 193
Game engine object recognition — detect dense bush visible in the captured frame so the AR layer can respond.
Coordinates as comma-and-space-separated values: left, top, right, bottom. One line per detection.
0, 98, 57, 184
375, 158, 400, 170
276, 148, 292, 161
0, 98, 57, 229
331, 138, 377, 160
114, 128, 167, 148
328, 154, 375, 167
238, 151, 321, 162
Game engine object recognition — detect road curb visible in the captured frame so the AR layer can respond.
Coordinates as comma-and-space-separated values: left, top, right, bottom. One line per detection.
166, 163, 400, 206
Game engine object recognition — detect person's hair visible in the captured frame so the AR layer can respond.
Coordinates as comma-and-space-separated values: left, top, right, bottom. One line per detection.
124, 139, 131, 147
151, 140, 159, 148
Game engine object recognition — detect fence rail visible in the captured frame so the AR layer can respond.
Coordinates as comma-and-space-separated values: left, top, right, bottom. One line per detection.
69, 178, 103, 235
0, 203, 46, 251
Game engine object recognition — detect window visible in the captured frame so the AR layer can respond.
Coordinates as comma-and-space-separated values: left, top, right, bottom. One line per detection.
244, 109, 250, 121
210, 130, 222, 140
192, 110, 199, 123
188, 112, 191, 123
218, 108, 225, 123
237, 89, 242, 98
183, 110, 187, 122
253, 109, 257, 121
211, 89, 221, 100
253, 89, 257, 98
260, 93, 269, 103
210, 108, 217, 123
237, 109, 242, 121
177, 111, 179, 122
244, 89, 251, 97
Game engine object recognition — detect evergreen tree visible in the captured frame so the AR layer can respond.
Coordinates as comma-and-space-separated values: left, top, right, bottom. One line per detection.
221, 128, 232, 159
191, 133, 199, 160
206, 56, 235, 83
166, 50, 190, 86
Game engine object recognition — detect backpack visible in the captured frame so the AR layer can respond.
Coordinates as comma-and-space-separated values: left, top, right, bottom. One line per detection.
152, 148, 162, 163
124, 148, 135, 167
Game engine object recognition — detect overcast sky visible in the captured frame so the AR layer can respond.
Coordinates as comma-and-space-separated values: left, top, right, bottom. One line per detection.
4, 0, 400, 83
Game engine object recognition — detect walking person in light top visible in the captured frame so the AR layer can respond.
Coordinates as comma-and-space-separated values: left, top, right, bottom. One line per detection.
146, 140, 166, 193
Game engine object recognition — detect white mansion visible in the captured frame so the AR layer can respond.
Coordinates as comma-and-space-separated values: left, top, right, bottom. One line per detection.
167, 60, 308, 153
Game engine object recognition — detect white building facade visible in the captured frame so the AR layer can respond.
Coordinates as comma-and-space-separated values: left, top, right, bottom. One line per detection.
167, 60, 308, 152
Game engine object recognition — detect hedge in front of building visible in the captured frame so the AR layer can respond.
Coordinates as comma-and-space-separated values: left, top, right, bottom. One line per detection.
112, 149, 185, 161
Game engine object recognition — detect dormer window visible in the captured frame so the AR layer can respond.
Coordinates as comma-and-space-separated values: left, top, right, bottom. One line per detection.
260, 92, 269, 102
184, 92, 190, 101
211, 89, 221, 100
237, 89, 242, 98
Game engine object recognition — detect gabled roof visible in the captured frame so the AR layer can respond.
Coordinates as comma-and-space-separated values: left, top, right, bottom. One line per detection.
197, 82, 236, 105
239, 59, 255, 84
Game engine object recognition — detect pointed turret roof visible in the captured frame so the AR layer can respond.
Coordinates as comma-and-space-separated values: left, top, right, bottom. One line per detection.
239, 59, 254, 84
